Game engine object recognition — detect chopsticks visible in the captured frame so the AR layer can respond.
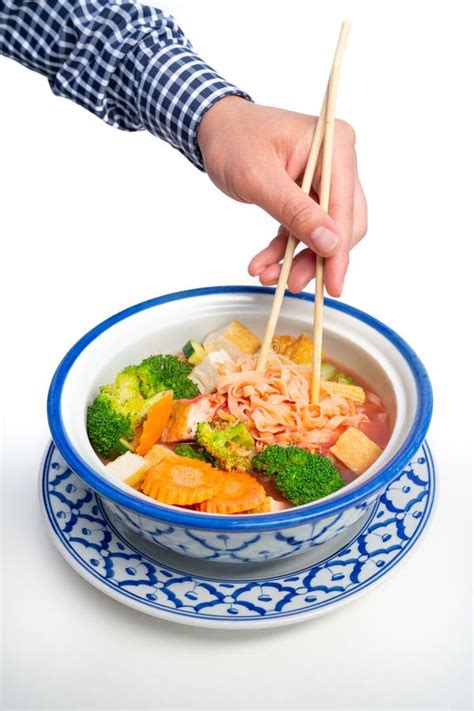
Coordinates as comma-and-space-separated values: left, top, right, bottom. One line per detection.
257, 21, 350, 405
256, 87, 328, 371
311, 21, 350, 402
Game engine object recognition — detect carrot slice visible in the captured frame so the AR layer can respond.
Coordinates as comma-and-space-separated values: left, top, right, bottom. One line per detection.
141, 456, 224, 505
136, 392, 173, 456
197, 471, 266, 514
247, 496, 273, 513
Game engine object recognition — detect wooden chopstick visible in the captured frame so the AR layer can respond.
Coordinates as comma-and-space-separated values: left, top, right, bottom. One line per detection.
257, 20, 351, 374
311, 20, 350, 403
256, 89, 329, 371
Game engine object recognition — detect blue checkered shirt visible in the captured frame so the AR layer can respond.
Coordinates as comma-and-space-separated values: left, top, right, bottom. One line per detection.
0, 0, 250, 169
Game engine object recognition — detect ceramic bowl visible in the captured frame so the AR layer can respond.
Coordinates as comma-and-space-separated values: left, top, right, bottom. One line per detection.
47, 286, 432, 564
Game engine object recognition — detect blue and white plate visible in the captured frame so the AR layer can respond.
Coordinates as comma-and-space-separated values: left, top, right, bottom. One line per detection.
40, 441, 436, 629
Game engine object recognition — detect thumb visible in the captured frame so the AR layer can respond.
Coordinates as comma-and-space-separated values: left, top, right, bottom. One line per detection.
254, 167, 341, 257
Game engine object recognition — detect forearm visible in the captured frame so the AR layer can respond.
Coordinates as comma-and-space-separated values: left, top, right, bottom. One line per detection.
0, 0, 250, 168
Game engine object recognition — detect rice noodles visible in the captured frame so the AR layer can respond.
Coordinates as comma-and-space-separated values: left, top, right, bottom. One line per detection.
216, 354, 370, 453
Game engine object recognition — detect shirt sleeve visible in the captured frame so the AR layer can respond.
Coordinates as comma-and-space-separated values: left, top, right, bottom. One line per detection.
0, 1, 251, 169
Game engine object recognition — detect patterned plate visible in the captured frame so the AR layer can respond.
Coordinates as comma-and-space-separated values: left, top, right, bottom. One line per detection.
39, 441, 436, 629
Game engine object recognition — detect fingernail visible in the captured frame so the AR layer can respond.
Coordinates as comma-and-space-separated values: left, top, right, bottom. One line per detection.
310, 226, 340, 254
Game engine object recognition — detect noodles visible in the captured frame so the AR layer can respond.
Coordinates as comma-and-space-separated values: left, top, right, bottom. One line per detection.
93, 320, 391, 511
216, 354, 369, 453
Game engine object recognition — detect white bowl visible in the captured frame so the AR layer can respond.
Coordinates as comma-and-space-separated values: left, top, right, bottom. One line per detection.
47, 286, 432, 563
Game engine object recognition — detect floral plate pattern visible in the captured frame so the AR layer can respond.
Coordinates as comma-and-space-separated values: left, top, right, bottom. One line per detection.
39, 441, 435, 629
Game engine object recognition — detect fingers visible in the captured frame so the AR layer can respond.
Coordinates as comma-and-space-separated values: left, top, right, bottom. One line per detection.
248, 120, 367, 296
322, 120, 356, 251
315, 126, 365, 295
258, 261, 282, 285
324, 249, 350, 297
248, 229, 288, 276
324, 170, 366, 296
287, 249, 317, 292
351, 174, 368, 247
248, 227, 316, 292
252, 166, 342, 258
250, 175, 367, 295
255, 247, 315, 294
257, 247, 346, 297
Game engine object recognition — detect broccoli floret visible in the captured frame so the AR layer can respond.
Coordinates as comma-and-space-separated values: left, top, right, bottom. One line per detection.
135, 355, 199, 399
87, 354, 199, 460
100, 367, 139, 405
100, 368, 149, 425
87, 366, 164, 459
195, 421, 255, 471
252, 445, 344, 506
87, 395, 135, 459
174, 443, 217, 466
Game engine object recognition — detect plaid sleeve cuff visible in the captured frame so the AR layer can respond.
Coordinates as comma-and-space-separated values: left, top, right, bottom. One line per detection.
133, 39, 252, 170
1, 0, 251, 171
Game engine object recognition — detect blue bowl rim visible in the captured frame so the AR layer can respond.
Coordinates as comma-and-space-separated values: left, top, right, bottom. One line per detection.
47, 285, 433, 532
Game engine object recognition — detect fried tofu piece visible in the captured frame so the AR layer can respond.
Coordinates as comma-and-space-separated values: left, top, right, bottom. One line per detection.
161, 394, 224, 442
144, 444, 180, 466
285, 333, 313, 365
124, 464, 154, 490
203, 320, 261, 357
271, 335, 294, 355
121, 444, 181, 489
322, 381, 366, 404
247, 496, 290, 513
330, 426, 383, 475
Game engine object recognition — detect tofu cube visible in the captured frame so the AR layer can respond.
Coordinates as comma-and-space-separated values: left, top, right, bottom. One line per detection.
161, 394, 224, 442
190, 350, 232, 393
106, 452, 146, 480
329, 427, 383, 475
203, 320, 261, 357
106, 451, 151, 490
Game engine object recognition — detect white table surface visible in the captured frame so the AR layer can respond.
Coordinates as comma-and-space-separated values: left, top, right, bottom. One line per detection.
1, 1, 471, 709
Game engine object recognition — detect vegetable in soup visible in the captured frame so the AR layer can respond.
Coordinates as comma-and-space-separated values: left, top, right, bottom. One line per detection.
88, 320, 391, 514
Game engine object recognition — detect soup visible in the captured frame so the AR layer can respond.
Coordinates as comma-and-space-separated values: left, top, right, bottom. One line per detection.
87, 320, 391, 514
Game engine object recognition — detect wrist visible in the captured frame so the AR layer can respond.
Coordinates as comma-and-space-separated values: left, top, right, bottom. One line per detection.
198, 95, 251, 160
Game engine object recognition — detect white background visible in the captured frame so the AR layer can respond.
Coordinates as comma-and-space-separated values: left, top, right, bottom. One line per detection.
1, 0, 472, 709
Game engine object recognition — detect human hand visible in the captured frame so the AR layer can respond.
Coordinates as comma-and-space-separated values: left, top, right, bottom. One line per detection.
197, 97, 367, 296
